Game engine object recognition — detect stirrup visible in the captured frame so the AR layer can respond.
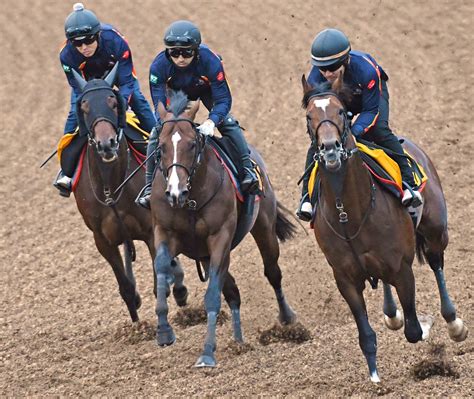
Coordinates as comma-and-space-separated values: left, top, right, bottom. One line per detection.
402, 186, 423, 208
241, 167, 259, 195
53, 172, 72, 198
296, 193, 313, 222
135, 183, 152, 210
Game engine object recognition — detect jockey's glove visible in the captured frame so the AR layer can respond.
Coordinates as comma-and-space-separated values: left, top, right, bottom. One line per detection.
198, 119, 215, 137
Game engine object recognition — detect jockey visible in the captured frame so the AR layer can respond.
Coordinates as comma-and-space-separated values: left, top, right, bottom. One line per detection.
136, 20, 259, 209
297, 28, 423, 221
54, 3, 155, 196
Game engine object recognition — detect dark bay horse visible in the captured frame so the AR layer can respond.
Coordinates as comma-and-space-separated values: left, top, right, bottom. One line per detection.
150, 91, 297, 367
69, 66, 188, 322
301, 76, 468, 382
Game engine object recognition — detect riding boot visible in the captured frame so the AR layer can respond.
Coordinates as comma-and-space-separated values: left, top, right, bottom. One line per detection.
296, 145, 316, 221
53, 169, 72, 198
136, 126, 160, 209
218, 115, 259, 194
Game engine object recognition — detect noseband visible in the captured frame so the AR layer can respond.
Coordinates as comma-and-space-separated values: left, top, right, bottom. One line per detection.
160, 118, 206, 190
306, 92, 357, 164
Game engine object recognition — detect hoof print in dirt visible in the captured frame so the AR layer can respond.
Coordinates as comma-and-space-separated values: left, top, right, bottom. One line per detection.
113, 320, 156, 344
259, 322, 312, 345
412, 343, 460, 380
172, 305, 229, 328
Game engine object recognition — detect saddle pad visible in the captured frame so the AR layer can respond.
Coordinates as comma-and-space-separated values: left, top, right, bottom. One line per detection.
308, 142, 428, 201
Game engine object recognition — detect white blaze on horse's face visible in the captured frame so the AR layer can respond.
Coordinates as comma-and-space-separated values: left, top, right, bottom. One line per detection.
168, 131, 182, 197
314, 98, 331, 115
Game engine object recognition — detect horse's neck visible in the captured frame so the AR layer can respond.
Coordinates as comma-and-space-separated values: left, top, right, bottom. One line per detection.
87, 141, 128, 190
319, 154, 371, 218
190, 145, 224, 200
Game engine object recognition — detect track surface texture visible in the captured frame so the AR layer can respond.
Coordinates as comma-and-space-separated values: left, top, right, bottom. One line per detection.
1, 0, 473, 396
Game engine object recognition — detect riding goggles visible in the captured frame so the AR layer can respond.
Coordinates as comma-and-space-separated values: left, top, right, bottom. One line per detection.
71, 34, 98, 47
168, 48, 195, 58
319, 60, 345, 72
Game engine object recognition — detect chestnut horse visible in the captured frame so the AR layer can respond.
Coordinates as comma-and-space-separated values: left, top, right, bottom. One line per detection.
69, 66, 188, 322
301, 76, 467, 382
150, 91, 297, 367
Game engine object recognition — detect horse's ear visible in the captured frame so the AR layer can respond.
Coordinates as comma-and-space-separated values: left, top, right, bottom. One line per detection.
157, 102, 167, 121
186, 100, 200, 121
331, 70, 344, 94
302, 74, 312, 94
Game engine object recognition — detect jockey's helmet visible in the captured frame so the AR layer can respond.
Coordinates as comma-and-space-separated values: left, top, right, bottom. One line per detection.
311, 28, 351, 68
64, 3, 101, 40
164, 20, 201, 49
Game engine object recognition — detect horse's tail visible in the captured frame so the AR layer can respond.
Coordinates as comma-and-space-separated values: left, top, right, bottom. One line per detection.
276, 201, 297, 242
415, 232, 427, 264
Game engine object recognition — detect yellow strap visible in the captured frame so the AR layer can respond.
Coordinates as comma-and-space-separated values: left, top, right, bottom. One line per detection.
57, 131, 78, 162
126, 112, 150, 138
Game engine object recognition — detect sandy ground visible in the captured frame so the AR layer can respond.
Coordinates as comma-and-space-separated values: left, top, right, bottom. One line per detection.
1, 0, 473, 396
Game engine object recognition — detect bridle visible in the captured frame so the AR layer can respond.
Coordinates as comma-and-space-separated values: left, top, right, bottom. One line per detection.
159, 117, 206, 192
306, 92, 357, 165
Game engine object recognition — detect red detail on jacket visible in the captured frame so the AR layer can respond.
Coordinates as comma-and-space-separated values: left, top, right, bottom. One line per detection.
367, 79, 376, 89
216, 71, 225, 81
122, 50, 130, 59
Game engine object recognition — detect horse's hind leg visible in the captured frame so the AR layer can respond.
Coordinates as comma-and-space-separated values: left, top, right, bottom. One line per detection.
94, 233, 140, 322
393, 261, 430, 343
171, 257, 188, 307
251, 214, 296, 325
382, 283, 404, 330
222, 271, 243, 342
425, 249, 468, 341
334, 273, 379, 383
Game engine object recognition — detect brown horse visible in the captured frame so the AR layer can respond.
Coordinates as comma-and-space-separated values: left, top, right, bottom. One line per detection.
69, 66, 188, 322
301, 76, 468, 382
150, 91, 297, 367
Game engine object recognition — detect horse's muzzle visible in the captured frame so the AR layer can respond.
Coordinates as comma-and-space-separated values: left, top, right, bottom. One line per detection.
165, 188, 189, 208
97, 138, 119, 163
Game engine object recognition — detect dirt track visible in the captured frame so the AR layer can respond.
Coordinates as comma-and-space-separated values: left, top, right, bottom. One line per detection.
1, 0, 473, 396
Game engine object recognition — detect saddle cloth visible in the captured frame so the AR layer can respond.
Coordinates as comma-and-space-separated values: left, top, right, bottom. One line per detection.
308, 141, 428, 202
208, 137, 264, 202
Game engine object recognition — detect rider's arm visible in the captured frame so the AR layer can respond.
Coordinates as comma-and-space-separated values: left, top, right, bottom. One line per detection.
351, 59, 381, 137
206, 53, 232, 125
149, 55, 168, 124
112, 32, 135, 103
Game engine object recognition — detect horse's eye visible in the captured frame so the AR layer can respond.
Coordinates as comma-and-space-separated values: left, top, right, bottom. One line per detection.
306, 115, 312, 122
190, 141, 196, 150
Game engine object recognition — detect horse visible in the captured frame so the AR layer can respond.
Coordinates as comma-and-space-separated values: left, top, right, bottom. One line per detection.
301, 75, 468, 382
150, 90, 297, 367
68, 65, 188, 322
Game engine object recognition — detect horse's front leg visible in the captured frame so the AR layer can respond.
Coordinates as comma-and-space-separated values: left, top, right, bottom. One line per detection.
382, 283, 404, 330
195, 235, 231, 368
154, 241, 176, 346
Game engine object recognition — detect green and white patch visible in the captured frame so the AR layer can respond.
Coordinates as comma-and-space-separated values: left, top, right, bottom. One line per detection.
150, 74, 158, 84
62, 64, 71, 73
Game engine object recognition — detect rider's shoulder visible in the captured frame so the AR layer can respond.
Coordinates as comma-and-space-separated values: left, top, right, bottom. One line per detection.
150, 50, 170, 70
198, 44, 223, 64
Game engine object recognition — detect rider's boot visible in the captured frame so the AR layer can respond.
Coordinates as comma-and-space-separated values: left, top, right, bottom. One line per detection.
296, 145, 316, 221
220, 116, 259, 195
136, 126, 160, 209
53, 169, 72, 198
399, 162, 423, 208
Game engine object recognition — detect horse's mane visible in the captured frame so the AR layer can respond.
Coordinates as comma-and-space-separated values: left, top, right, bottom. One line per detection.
302, 81, 352, 109
168, 90, 189, 118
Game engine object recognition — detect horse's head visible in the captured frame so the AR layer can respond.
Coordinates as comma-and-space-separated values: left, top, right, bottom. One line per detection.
73, 64, 126, 162
301, 75, 355, 172
156, 91, 201, 208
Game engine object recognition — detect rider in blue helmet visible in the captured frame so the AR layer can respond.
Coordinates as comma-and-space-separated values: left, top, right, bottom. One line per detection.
136, 20, 259, 209
54, 3, 156, 196
296, 28, 423, 221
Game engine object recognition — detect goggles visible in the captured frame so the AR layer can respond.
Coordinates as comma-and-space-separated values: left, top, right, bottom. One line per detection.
318, 60, 345, 73
168, 48, 195, 59
71, 34, 98, 47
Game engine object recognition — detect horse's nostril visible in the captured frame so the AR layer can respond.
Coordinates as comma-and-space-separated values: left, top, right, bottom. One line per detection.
181, 190, 189, 198
109, 138, 116, 148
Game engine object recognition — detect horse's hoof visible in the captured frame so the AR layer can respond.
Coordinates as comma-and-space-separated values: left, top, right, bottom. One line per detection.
156, 326, 176, 347
135, 293, 142, 310
419, 315, 435, 340
173, 286, 188, 307
448, 318, 468, 342
279, 304, 297, 325
194, 355, 216, 368
369, 371, 381, 383
384, 310, 404, 330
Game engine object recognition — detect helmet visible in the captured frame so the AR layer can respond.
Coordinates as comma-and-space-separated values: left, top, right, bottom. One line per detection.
310, 28, 351, 67
163, 20, 201, 49
64, 3, 100, 40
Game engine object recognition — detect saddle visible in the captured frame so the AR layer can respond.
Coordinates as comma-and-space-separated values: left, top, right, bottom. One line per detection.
208, 136, 263, 249
308, 140, 428, 204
